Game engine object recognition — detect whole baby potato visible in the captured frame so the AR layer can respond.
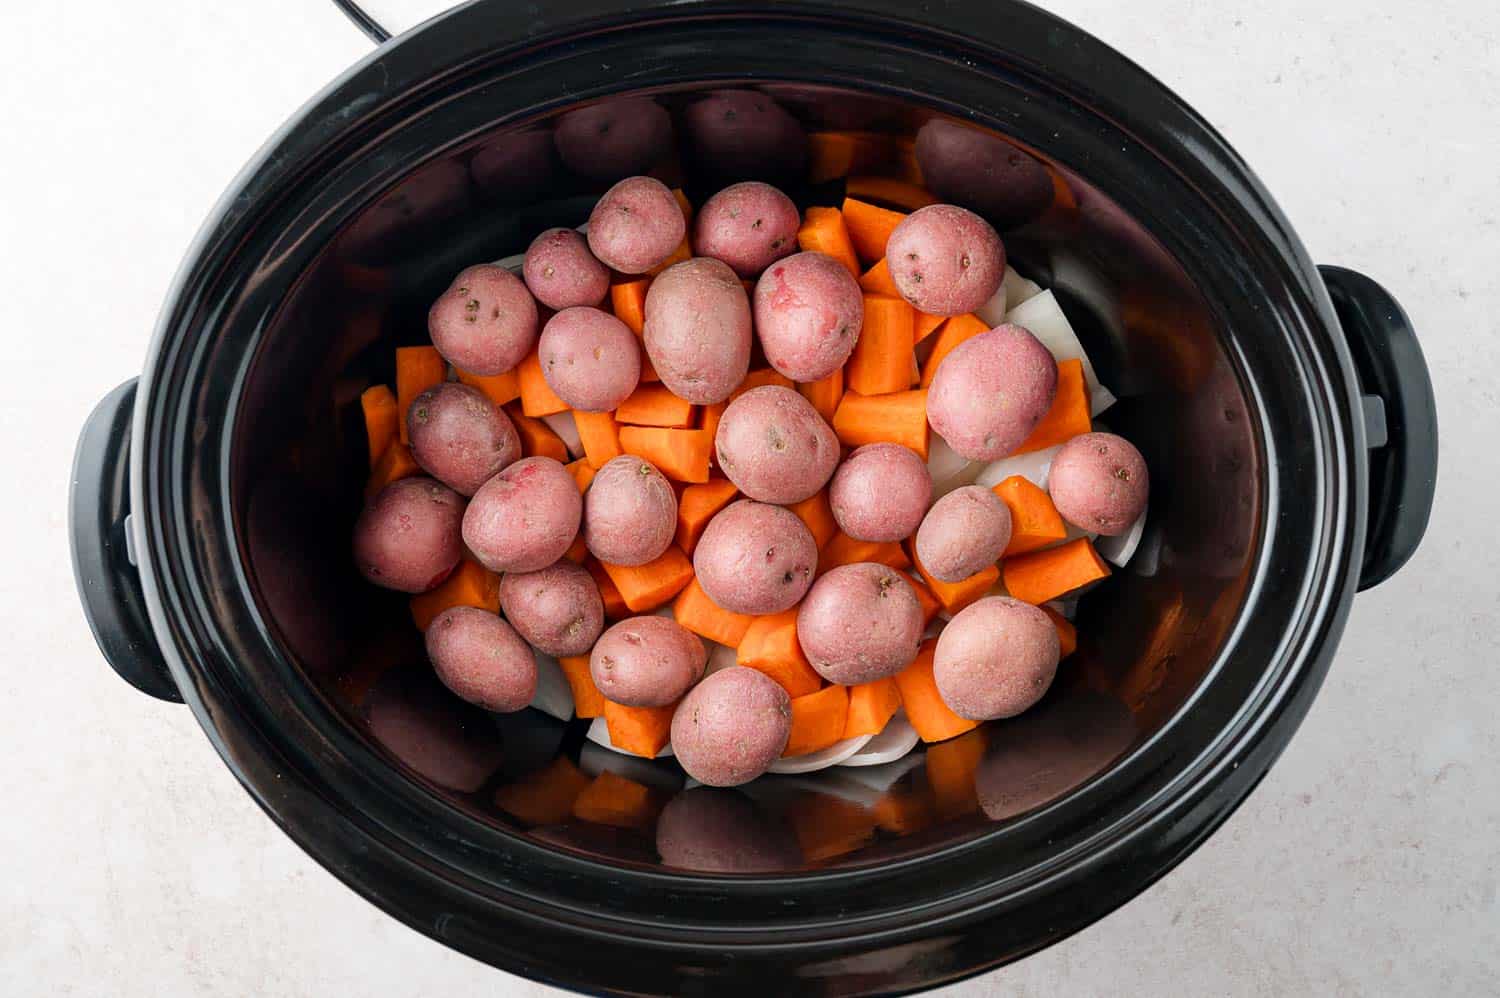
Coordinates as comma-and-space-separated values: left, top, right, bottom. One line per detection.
692, 181, 800, 277
914, 485, 1012, 582
462, 456, 581, 573
927, 323, 1058, 461
670, 667, 792, 787
655, 788, 801, 873
1047, 432, 1150, 536
522, 227, 610, 310
428, 263, 538, 375
933, 596, 1059, 720
713, 385, 839, 503
828, 443, 932, 543
587, 175, 685, 274
407, 382, 520, 496
682, 89, 808, 182
886, 204, 1006, 316
538, 306, 641, 412
914, 120, 1056, 230
693, 500, 817, 615
353, 477, 465, 593
497, 560, 604, 657
797, 563, 924, 685
554, 97, 673, 182
643, 257, 753, 404
583, 456, 678, 566
753, 251, 864, 382
590, 615, 707, 708
425, 606, 538, 713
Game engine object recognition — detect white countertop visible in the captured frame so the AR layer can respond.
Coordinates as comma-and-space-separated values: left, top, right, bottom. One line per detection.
2, 0, 1495, 994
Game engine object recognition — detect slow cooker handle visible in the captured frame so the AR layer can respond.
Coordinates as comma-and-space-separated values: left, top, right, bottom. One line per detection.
1319, 266, 1438, 592
69, 379, 182, 702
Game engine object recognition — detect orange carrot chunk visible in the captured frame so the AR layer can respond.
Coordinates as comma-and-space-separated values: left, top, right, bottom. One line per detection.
736, 609, 824, 698
572, 409, 623, 468
914, 311, 947, 344
1002, 538, 1111, 605
671, 187, 694, 225
859, 258, 902, 298
618, 426, 711, 483
893, 640, 981, 743
844, 678, 902, 739
557, 655, 607, 718
601, 702, 678, 760
455, 367, 522, 408
517, 349, 570, 417
614, 383, 695, 428
992, 476, 1068, 555
505, 404, 570, 463
925, 727, 988, 819
892, 569, 942, 625
571, 769, 666, 827
493, 757, 593, 826
1040, 605, 1078, 659
395, 346, 446, 444
361, 385, 400, 468
647, 237, 692, 276
610, 279, 650, 335
365, 442, 421, 499
566, 458, 598, 493
675, 479, 740, 555
910, 540, 1001, 616
782, 685, 851, 758
797, 206, 861, 279
832, 389, 929, 460
847, 295, 916, 396
563, 532, 589, 564
586, 559, 629, 619
919, 313, 989, 388
818, 532, 911, 575
599, 546, 695, 613
845, 176, 937, 212
799, 367, 844, 424
786, 490, 838, 550
672, 577, 754, 646
409, 559, 502, 630
729, 367, 796, 402
1014, 358, 1091, 454
841, 197, 907, 265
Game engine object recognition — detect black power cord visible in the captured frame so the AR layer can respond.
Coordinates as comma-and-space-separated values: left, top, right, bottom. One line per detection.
331, 0, 392, 44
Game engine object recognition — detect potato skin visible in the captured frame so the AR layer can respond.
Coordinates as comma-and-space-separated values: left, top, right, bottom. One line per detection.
353, 477, 465, 593
693, 500, 817, 615
590, 615, 707, 707
714, 385, 840, 504
933, 596, 1059, 720
886, 204, 1006, 316
428, 263, 538, 375
829, 443, 932, 543
497, 560, 604, 657
554, 97, 673, 183
753, 251, 864, 382
587, 175, 685, 275
523, 227, 609, 310
927, 323, 1058, 461
670, 667, 792, 787
1047, 432, 1150, 536
462, 456, 582, 573
425, 606, 538, 713
583, 456, 678, 566
538, 306, 641, 412
692, 182, 800, 277
914, 485, 1012, 582
407, 382, 520, 496
682, 89, 808, 183
643, 257, 753, 404
797, 563, 924, 684
655, 788, 800, 873
914, 120, 1055, 229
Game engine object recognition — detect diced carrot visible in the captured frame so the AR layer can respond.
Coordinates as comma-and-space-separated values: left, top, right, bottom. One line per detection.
782, 685, 850, 758
639, 352, 662, 383
1002, 538, 1111, 605
671, 187, 693, 225
892, 568, 942, 625
893, 640, 980, 743
647, 237, 692, 276
993, 476, 1068, 555
600, 546, 694, 612
909, 541, 1001, 615
797, 206, 861, 279
700, 400, 726, 448
785, 792, 877, 862
455, 367, 522, 408
844, 678, 902, 739
736, 609, 824, 698
806, 130, 889, 183
571, 769, 666, 827
847, 295, 916, 396
859, 258, 901, 297
611, 279, 650, 335
365, 442, 421, 498
799, 367, 843, 424
786, 491, 838, 550
672, 577, 754, 646
618, 426, 711, 483
841, 197, 907, 265
586, 559, 629, 619
601, 702, 677, 760
832, 389, 929, 460
614, 383, 695, 428
566, 458, 597, 493
572, 409, 623, 468
517, 349, 570, 417
925, 727, 987, 819
730, 367, 796, 402
408, 559, 502, 630
563, 532, 589, 564
845, 176, 937, 211
818, 532, 910, 575
505, 405, 570, 463
493, 757, 593, 826
675, 479, 739, 555
1014, 358, 1091, 454
914, 311, 947, 344
361, 385, 400, 468
557, 655, 606, 718
1040, 605, 1078, 658
919, 313, 989, 388
873, 787, 936, 834
395, 346, 446, 444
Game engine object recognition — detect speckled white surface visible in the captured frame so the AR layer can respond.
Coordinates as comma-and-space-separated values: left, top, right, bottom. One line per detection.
2, 0, 1496, 994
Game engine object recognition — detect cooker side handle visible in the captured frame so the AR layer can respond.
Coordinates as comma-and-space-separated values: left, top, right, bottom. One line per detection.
1319, 266, 1438, 592
69, 379, 182, 702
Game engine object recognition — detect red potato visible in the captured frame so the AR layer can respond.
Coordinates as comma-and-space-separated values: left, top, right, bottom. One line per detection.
797, 563, 924, 685
407, 382, 520, 496
933, 596, 1059, 720
927, 323, 1058, 461
498, 560, 604, 657
655, 788, 800, 873
1046, 432, 1150, 536
583, 455, 678, 566
682, 89, 809, 182
713, 385, 839, 504
587, 175, 685, 275
886, 204, 1006, 317
642, 257, 753, 404
538, 307, 641, 412
425, 606, 538, 712
692, 182, 800, 277
670, 667, 792, 787
913, 120, 1055, 230
692, 500, 817, 615
914, 485, 1012, 582
553, 97, 673, 182
428, 264, 539, 376
462, 456, 582, 573
590, 615, 707, 707
353, 477, 465, 593
828, 443, 932, 543
753, 251, 864, 383
523, 228, 610, 310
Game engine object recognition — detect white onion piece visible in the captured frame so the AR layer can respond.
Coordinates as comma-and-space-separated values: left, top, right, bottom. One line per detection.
579, 741, 681, 790
765, 734, 874, 775
540, 411, 583, 459
974, 444, 1061, 491
1094, 506, 1147, 567
926, 435, 980, 498
705, 641, 738, 676
838, 711, 920, 767
585, 715, 675, 759
1045, 598, 1078, 621
528, 651, 574, 722
494, 251, 526, 273
1002, 265, 1044, 308
1005, 290, 1116, 415
973, 282, 1008, 328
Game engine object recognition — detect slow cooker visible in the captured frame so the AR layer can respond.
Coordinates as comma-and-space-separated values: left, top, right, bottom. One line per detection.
68, 1, 1438, 993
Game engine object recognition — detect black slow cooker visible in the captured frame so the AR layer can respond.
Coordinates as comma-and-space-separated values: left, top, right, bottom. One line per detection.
69, 1, 1438, 993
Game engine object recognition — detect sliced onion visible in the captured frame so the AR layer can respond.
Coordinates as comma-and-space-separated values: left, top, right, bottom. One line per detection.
1005, 290, 1116, 415
1095, 506, 1147, 567
528, 651, 575, 722
838, 711, 920, 768
765, 734, 874, 774
974, 444, 1061, 491
973, 281, 1008, 328
540, 411, 583, 459
1002, 265, 1044, 308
